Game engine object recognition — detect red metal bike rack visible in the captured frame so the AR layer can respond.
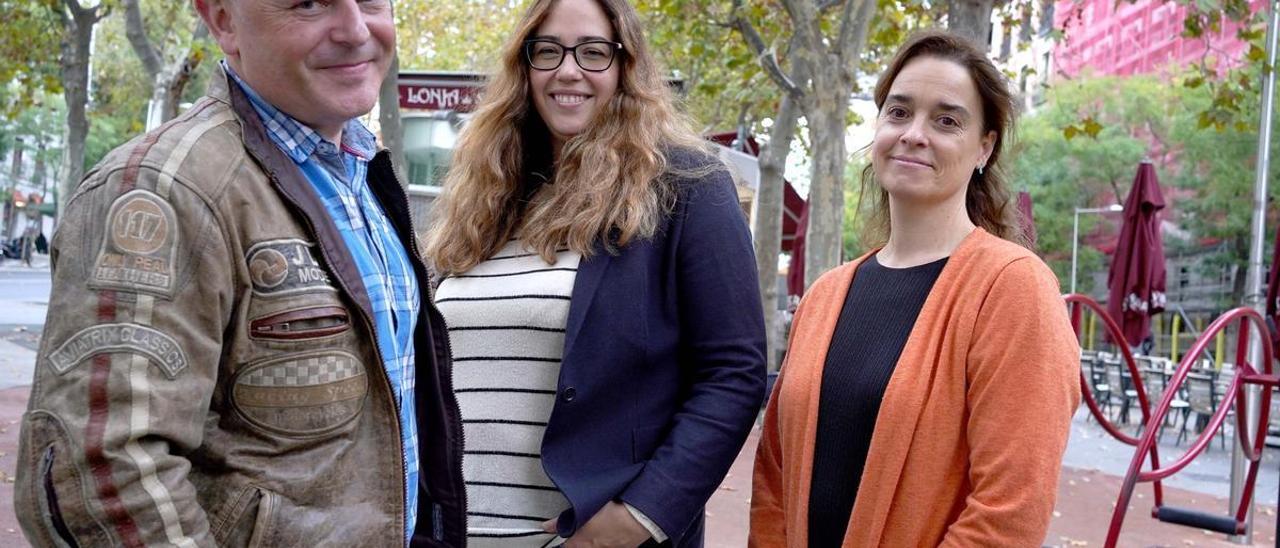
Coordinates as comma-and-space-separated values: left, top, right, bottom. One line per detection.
1103, 307, 1277, 546
1067, 294, 1160, 444
1066, 294, 1166, 505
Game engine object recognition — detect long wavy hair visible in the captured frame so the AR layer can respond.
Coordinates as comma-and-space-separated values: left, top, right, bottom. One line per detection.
423, 0, 707, 275
859, 30, 1028, 248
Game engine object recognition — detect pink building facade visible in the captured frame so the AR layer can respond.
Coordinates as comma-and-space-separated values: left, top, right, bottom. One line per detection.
1053, 0, 1266, 78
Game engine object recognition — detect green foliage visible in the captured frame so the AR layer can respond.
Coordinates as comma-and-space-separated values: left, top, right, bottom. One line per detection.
396, 0, 525, 72
842, 154, 870, 260
84, 110, 142, 171
637, 0, 778, 133
1010, 70, 1280, 300
0, 0, 64, 116
89, 0, 213, 168
860, 0, 942, 79
1011, 76, 1171, 289
1094, 0, 1265, 135
2, 0, 213, 179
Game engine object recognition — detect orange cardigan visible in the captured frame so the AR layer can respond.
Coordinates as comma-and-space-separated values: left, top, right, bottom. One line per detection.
750, 229, 1081, 547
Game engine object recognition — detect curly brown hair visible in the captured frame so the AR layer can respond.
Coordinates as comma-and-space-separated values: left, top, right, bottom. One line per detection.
423, 0, 707, 275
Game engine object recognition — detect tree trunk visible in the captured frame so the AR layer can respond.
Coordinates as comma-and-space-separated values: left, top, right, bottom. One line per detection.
57, 1, 100, 220
379, 53, 407, 187
126, 0, 209, 128
1230, 236, 1249, 307
1039, 0, 1055, 35
156, 22, 210, 123
754, 93, 802, 372
803, 77, 850, 288
123, 0, 162, 78
947, 0, 995, 51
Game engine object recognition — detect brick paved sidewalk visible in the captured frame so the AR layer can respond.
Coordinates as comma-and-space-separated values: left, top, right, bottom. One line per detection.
0, 388, 1273, 547
707, 428, 1278, 547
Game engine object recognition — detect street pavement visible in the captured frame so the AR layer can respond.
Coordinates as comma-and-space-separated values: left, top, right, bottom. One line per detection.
0, 261, 50, 392
0, 259, 50, 329
0, 262, 1276, 546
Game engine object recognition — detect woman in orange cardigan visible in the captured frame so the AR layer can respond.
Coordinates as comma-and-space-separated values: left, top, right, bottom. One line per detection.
750, 31, 1081, 548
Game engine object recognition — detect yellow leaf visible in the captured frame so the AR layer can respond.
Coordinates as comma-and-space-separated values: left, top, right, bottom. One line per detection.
1249, 44, 1266, 62
1084, 121, 1103, 138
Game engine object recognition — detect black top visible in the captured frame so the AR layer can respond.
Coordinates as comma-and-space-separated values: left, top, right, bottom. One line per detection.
807, 254, 948, 548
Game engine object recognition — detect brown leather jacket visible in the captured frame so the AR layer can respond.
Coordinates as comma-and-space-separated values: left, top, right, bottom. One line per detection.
14, 71, 466, 547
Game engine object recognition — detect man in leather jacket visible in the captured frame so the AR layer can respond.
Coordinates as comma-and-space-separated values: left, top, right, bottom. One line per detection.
13, 1, 465, 546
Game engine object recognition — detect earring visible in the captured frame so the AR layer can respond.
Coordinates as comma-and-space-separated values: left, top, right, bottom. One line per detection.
977, 165, 984, 175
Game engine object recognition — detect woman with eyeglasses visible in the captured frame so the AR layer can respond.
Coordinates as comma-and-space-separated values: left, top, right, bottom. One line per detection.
424, 0, 766, 546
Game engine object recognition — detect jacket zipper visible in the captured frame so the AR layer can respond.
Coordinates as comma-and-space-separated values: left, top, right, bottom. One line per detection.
41, 447, 80, 548
388, 180, 468, 543
267, 175, 409, 542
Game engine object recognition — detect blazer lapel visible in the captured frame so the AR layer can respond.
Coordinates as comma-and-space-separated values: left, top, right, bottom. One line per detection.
563, 245, 611, 363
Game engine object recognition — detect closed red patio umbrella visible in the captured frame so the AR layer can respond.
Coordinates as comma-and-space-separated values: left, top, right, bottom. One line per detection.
1016, 191, 1038, 250
786, 203, 809, 298
1107, 161, 1168, 348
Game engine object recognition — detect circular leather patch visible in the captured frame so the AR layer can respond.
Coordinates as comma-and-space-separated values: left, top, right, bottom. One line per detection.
232, 351, 368, 437
110, 195, 170, 254
248, 248, 290, 289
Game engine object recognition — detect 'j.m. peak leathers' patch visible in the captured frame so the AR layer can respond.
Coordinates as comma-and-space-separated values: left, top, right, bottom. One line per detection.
90, 189, 179, 298
246, 238, 338, 297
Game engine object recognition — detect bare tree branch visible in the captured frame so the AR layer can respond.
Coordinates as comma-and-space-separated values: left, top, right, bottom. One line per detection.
835, 0, 875, 85
947, 0, 995, 50
834, 0, 858, 59
62, 0, 106, 22
124, 0, 163, 79
155, 20, 210, 122
778, 0, 822, 56
729, 0, 801, 96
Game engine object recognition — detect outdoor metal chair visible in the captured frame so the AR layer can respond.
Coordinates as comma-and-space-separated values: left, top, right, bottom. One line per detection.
1138, 356, 1192, 443
1105, 353, 1139, 425
1185, 367, 1228, 450
1082, 354, 1112, 421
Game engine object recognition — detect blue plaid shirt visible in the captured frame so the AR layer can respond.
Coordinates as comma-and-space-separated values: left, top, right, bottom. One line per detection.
225, 63, 421, 541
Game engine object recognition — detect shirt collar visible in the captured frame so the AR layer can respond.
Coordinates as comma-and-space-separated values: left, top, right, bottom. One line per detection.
222, 61, 377, 164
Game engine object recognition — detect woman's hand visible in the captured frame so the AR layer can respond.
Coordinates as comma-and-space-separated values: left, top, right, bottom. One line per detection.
542, 501, 653, 548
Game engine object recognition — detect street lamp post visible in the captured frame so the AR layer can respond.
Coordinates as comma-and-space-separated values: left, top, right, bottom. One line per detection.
1071, 204, 1124, 295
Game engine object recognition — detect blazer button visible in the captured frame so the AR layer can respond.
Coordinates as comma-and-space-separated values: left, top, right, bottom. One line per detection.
562, 387, 577, 403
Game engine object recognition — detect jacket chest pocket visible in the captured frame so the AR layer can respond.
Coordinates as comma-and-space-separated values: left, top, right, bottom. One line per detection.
250, 305, 349, 341
243, 238, 355, 345
233, 238, 369, 437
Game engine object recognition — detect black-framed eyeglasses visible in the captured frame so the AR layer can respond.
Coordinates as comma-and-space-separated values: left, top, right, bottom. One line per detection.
524, 39, 624, 72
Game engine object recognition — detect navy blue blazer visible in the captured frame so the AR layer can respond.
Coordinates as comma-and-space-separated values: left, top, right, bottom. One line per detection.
541, 151, 767, 547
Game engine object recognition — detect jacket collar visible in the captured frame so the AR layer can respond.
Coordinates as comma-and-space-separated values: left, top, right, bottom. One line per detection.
217, 67, 377, 325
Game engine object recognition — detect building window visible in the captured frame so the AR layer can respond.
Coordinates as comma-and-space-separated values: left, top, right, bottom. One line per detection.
403, 114, 461, 188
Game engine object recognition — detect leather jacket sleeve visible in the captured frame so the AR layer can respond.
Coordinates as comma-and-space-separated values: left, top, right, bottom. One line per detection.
14, 161, 235, 548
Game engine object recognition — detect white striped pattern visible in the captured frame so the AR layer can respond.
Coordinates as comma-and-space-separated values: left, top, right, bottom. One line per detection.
435, 240, 580, 548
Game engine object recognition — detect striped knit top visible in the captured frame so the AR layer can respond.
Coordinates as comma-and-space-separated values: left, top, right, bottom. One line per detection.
434, 239, 580, 547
